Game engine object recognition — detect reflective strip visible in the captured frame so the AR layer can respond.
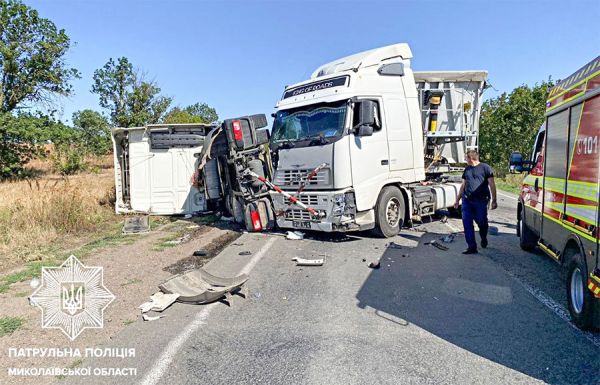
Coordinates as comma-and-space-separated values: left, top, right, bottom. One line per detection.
543, 213, 597, 242
542, 177, 598, 202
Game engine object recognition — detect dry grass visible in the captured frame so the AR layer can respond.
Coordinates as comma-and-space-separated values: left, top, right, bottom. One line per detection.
0, 157, 119, 271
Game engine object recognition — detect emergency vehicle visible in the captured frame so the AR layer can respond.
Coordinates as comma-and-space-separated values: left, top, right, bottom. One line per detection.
510, 55, 600, 329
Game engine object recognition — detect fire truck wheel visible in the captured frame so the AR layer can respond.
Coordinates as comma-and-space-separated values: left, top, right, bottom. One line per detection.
518, 207, 536, 251
374, 186, 405, 238
566, 250, 595, 330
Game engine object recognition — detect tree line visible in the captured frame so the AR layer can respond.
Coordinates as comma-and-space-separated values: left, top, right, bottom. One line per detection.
0, 0, 218, 178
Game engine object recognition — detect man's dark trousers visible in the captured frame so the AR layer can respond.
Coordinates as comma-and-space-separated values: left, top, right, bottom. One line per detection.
461, 198, 489, 250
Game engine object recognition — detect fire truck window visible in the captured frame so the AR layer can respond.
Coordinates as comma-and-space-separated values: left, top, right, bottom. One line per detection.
567, 103, 583, 174
545, 109, 569, 179
532, 130, 545, 164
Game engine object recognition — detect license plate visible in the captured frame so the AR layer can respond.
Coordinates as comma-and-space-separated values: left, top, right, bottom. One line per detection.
292, 221, 311, 229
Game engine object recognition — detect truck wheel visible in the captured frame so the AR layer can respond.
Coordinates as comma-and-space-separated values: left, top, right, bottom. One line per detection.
374, 186, 405, 238
566, 250, 595, 330
518, 206, 536, 251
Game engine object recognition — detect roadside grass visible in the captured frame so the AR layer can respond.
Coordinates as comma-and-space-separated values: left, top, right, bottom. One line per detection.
0, 161, 120, 271
0, 221, 143, 294
496, 173, 525, 195
0, 316, 25, 337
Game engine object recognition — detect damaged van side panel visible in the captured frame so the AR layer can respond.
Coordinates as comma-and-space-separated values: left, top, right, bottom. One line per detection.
112, 124, 213, 215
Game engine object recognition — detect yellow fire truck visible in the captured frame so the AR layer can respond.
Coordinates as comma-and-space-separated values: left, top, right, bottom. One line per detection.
510, 55, 600, 329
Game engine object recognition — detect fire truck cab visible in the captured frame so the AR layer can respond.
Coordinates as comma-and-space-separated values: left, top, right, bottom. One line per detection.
510, 56, 600, 329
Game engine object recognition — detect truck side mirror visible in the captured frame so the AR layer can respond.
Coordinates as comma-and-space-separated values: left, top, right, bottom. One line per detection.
356, 100, 377, 137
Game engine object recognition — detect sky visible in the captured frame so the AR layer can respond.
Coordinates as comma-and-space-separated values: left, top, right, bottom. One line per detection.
24, 0, 600, 124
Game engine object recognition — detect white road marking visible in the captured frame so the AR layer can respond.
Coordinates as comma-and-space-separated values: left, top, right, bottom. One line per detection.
139, 236, 278, 385
497, 191, 518, 202
499, 263, 600, 349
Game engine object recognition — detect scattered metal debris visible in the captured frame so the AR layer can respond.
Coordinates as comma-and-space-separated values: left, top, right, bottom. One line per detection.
139, 292, 180, 313
142, 314, 164, 322
431, 240, 449, 251
292, 257, 324, 266
193, 249, 208, 257
122, 216, 150, 234
159, 268, 248, 304
286, 231, 305, 240
239, 251, 252, 256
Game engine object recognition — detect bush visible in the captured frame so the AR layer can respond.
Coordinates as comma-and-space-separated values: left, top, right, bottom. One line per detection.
50, 143, 87, 175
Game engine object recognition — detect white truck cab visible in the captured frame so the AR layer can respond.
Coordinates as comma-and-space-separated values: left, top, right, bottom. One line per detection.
269, 43, 487, 236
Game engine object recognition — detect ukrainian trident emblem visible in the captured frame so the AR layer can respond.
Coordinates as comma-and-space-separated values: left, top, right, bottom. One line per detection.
30, 255, 114, 340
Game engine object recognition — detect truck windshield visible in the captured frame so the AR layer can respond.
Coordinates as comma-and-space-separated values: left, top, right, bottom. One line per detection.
271, 100, 348, 143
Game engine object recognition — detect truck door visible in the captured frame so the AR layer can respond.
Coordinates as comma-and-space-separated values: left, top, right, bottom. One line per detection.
524, 128, 545, 233
540, 108, 570, 258
349, 98, 390, 211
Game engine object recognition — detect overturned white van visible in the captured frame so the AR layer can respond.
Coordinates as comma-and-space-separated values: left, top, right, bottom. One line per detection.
112, 123, 215, 215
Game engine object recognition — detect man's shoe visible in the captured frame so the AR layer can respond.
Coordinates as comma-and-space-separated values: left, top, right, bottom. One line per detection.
481, 238, 488, 248
462, 248, 478, 254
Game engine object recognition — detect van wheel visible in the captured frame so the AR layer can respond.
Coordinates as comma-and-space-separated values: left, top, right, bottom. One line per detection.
374, 186, 405, 238
519, 206, 536, 251
566, 250, 595, 330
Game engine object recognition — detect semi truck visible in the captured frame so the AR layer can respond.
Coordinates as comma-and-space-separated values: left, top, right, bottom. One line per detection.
112, 43, 488, 238
268, 43, 488, 237
509, 55, 600, 329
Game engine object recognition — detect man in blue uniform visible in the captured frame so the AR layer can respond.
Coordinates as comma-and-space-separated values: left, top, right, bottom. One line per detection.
453, 150, 497, 254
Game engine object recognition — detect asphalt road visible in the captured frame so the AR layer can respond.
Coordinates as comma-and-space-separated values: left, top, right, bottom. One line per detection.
65, 192, 600, 385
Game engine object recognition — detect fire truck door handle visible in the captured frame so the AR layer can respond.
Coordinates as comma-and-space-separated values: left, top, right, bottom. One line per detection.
534, 178, 539, 192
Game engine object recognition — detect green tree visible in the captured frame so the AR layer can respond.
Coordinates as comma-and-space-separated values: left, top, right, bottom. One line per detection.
91, 57, 172, 127
72, 109, 111, 155
164, 102, 219, 124
0, 0, 80, 112
479, 79, 553, 176
0, 0, 79, 178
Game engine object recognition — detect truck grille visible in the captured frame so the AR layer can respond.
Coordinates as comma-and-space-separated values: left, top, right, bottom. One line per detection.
284, 210, 312, 221
274, 168, 330, 187
299, 194, 319, 206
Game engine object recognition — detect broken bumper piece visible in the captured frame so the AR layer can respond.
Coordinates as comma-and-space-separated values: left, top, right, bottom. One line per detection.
159, 268, 249, 304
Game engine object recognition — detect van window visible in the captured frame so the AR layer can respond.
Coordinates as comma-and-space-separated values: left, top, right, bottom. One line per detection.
545, 109, 569, 179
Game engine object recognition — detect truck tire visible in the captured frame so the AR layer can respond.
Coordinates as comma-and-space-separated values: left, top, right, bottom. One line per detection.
566, 250, 595, 330
374, 186, 405, 238
518, 206, 536, 251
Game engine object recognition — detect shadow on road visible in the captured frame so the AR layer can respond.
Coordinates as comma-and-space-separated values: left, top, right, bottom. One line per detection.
356, 229, 600, 385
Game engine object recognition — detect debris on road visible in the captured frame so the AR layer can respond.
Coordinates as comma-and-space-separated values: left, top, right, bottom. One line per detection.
193, 249, 208, 257
139, 292, 180, 313
431, 240, 449, 251
142, 314, 164, 322
441, 234, 456, 243
292, 257, 324, 266
368, 260, 381, 269
286, 231, 305, 240
122, 216, 150, 234
159, 268, 248, 304
239, 251, 252, 256
387, 242, 403, 249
